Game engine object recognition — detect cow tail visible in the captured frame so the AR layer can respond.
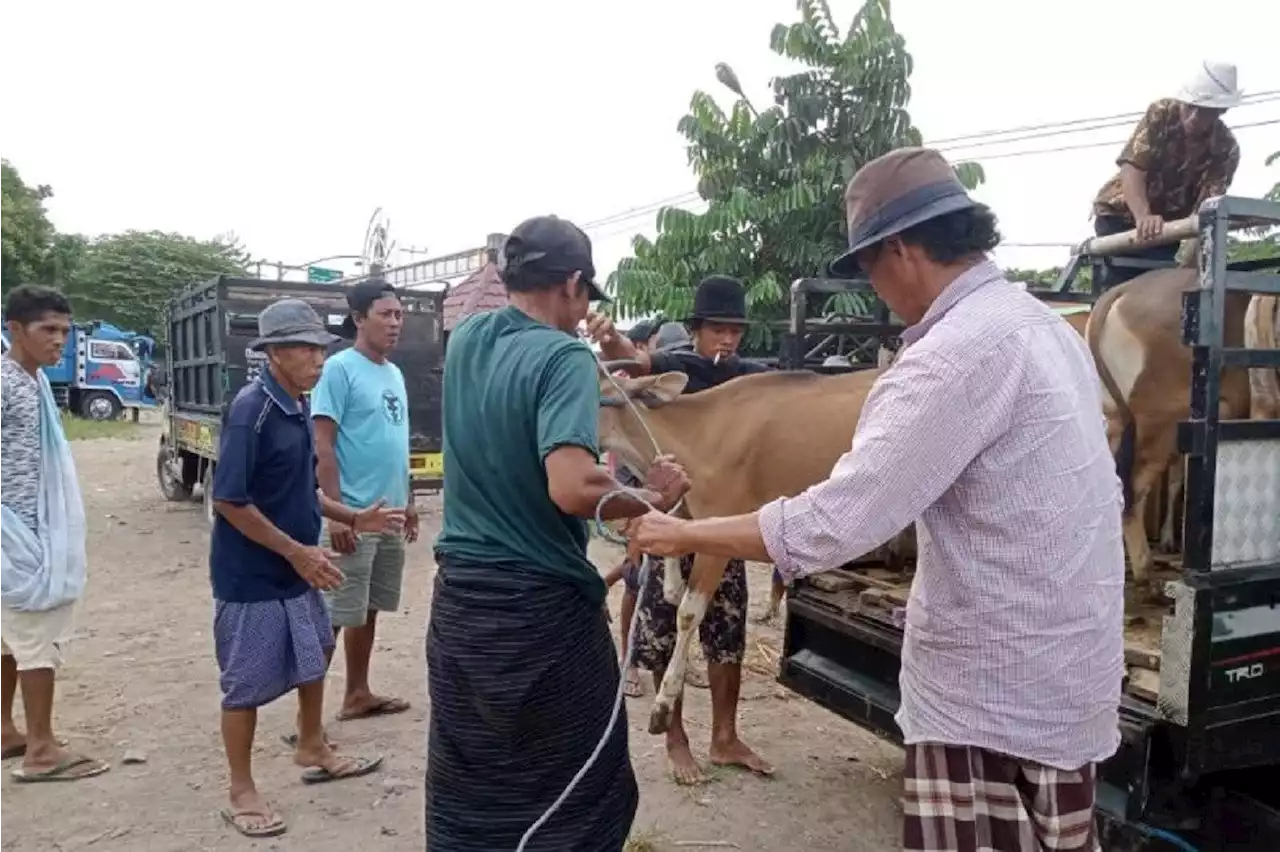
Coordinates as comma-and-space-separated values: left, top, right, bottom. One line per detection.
1087, 290, 1137, 511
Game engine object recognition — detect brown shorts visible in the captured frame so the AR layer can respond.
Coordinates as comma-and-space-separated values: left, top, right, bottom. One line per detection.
631, 554, 748, 669
902, 743, 1100, 851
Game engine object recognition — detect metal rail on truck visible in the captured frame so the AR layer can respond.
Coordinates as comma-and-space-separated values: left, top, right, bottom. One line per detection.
775, 196, 1280, 849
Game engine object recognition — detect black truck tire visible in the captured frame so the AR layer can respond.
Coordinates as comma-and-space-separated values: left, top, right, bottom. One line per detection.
80, 390, 122, 421
156, 440, 193, 501
203, 462, 217, 526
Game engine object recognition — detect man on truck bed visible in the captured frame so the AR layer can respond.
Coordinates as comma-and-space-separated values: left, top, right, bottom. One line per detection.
631, 148, 1127, 851
1091, 60, 1242, 290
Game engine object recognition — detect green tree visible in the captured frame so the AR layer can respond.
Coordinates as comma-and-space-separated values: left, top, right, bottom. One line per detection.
71, 230, 250, 334
1, 161, 57, 298
608, 0, 984, 347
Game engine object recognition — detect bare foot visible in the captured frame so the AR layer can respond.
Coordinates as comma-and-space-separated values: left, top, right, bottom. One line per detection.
709, 737, 774, 777
622, 667, 644, 698
1, 729, 27, 760
753, 607, 779, 625
666, 738, 708, 786
684, 666, 710, 690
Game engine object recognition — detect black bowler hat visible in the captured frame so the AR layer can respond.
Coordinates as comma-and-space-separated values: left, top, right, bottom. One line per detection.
686, 276, 748, 325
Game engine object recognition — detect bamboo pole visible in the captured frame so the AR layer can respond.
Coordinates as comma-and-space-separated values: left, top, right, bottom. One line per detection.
1077, 215, 1200, 257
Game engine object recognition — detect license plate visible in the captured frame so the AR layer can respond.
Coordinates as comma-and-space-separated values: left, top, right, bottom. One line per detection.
411, 453, 443, 477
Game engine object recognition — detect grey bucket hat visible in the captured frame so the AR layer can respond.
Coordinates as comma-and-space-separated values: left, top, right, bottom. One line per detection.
828, 147, 978, 278
652, 321, 691, 351
249, 299, 340, 351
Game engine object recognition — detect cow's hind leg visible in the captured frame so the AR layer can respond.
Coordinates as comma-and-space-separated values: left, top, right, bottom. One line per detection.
650, 554, 730, 735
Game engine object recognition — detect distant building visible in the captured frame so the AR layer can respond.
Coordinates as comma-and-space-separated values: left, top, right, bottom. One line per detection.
442, 249, 508, 332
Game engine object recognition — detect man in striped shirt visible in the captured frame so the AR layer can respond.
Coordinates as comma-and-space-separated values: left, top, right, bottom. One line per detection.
631, 147, 1126, 851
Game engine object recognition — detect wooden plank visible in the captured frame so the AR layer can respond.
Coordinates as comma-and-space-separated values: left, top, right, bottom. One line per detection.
1126, 668, 1160, 703
809, 572, 858, 593
1124, 644, 1161, 672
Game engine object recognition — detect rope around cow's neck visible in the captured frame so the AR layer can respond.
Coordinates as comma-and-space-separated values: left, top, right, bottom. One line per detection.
514, 359, 673, 851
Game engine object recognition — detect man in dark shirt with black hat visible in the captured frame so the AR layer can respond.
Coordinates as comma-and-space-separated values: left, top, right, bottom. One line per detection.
589, 275, 772, 785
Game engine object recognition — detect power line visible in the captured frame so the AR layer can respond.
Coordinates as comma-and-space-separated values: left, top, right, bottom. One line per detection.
586, 114, 1280, 244
927, 90, 1278, 146
579, 96, 1280, 238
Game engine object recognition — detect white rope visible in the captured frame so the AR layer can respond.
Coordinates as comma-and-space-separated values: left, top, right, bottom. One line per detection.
515, 357, 673, 851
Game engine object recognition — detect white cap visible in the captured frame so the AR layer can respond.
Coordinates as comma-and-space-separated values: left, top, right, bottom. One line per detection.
1174, 60, 1243, 110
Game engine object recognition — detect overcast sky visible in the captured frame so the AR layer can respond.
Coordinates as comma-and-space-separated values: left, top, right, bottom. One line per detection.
4, 0, 1278, 286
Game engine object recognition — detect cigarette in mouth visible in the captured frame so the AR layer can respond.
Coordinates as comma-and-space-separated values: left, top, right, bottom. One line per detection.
713, 352, 723, 366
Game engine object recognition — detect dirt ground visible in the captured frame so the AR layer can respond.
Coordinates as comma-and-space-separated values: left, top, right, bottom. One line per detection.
1, 426, 905, 851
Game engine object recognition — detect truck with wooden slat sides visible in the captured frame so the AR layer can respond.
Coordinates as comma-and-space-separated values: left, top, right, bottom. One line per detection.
155, 275, 445, 517
775, 196, 1280, 851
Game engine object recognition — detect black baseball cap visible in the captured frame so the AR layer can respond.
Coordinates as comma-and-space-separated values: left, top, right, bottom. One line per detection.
500, 215, 609, 302
340, 278, 399, 338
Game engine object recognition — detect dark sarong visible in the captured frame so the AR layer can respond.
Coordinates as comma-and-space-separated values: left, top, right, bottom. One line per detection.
426, 552, 639, 852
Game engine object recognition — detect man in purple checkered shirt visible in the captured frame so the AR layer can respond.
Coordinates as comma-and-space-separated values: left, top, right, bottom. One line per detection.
632, 148, 1126, 851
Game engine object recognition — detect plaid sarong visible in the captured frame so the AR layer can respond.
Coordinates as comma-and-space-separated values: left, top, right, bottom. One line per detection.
902, 743, 1100, 852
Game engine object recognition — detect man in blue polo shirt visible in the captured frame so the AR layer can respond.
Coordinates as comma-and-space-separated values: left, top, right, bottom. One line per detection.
210, 299, 403, 839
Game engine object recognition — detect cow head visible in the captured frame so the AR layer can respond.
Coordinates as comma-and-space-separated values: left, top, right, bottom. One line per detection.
597, 367, 689, 473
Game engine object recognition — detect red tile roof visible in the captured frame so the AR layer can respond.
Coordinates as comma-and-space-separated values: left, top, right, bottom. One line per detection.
443, 261, 507, 331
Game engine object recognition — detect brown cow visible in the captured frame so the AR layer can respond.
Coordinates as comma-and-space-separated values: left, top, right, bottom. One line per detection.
598, 367, 900, 734
1085, 269, 1253, 587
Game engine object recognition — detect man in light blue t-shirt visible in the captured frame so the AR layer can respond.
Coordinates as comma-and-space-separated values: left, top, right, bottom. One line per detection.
310, 278, 417, 722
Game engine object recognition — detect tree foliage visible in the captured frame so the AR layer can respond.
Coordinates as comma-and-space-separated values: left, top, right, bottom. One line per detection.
1, 160, 57, 296
608, 0, 984, 346
1, 161, 249, 335
65, 231, 250, 334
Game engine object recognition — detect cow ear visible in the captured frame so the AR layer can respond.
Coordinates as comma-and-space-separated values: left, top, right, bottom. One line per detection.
642, 371, 688, 405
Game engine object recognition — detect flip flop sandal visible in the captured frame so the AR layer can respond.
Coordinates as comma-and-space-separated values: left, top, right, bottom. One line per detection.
335, 697, 410, 721
1, 736, 68, 760
221, 807, 288, 838
300, 754, 384, 785
11, 754, 110, 783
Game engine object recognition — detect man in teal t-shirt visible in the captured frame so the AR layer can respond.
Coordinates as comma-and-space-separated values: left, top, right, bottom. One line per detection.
427, 215, 689, 851
310, 278, 417, 724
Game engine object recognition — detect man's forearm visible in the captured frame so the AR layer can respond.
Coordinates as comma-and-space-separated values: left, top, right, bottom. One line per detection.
581, 468, 668, 521
318, 493, 358, 526
215, 502, 304, 562
1120, 164, 1152, 219
315, 451, 343, 502
680, 513, 772, 562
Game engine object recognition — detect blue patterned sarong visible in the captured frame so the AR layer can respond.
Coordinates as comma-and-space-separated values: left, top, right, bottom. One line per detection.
213, 589, 334, 710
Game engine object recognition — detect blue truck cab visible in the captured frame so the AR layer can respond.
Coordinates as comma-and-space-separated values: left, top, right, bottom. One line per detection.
2, 319, 159, 420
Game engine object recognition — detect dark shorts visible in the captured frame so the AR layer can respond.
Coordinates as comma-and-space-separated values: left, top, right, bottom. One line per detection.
902, 743, 1100, 852
633, 554, 748, 669
213, 589, 335, 710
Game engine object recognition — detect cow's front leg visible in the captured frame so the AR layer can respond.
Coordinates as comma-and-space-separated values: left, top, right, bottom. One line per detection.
649, 555, 730, 735
662, 556, 685, 605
